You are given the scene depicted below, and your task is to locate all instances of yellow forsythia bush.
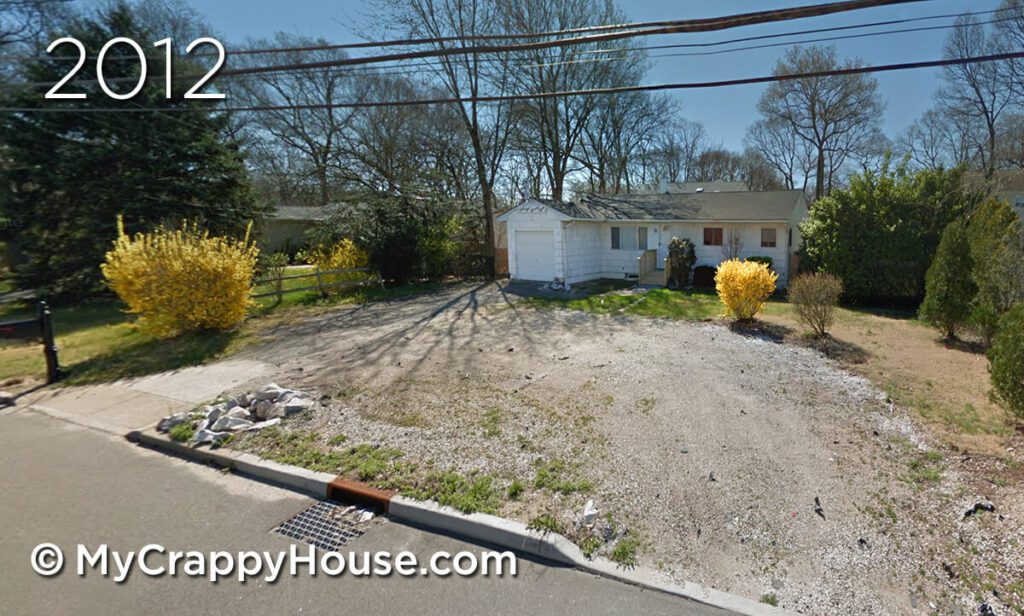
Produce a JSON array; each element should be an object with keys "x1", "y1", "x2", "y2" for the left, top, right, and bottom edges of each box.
[
  {"x1": 715, "y1": 259, "x2": 778, "y2": 320},
  {"x1": 306, "y1": 239, "x2": 371, "y2": 296},
  {"x1": 102, "y1": 217, "x2": 259, "y2": 338}
]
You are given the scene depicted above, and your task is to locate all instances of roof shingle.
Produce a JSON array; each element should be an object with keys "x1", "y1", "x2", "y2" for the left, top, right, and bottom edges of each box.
[{"x1": 539, "y1": 191, "x2": 805, "y2": 222}]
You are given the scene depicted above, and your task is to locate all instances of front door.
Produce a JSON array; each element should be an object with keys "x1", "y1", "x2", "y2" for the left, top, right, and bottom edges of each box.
[{"x1": 656, "y1": 225, "x2": 671, "y2": 268}]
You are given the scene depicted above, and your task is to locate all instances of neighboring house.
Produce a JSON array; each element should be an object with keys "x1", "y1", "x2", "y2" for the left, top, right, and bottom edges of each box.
[
  {"x1": 964, "y1": 169, "x2": 1024, "y2": 220},
  {"x1": 497, "y1": 189, "x2": 808, "y2": 287},
  {"x1": 262, "y1": 205, "x2": 333, "y2": 253}
]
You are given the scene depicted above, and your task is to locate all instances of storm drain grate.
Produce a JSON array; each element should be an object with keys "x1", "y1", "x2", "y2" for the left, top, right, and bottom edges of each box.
[{"x1": 272, "y1": 500, "x2": 367, "y2": 552}]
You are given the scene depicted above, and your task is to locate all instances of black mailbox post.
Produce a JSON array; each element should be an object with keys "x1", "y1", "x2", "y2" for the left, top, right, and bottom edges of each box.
[{"x1": 0, "y1": 301, "x2": 62, "y2": 384}]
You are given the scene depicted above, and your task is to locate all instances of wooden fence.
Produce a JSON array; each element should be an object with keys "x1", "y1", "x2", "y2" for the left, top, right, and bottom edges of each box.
[{"x1": 252, "y1": 267, "x2": 383, "y2": 301}]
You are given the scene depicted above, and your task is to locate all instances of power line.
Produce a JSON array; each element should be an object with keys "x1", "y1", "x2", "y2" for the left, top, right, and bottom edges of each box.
[
  {"x1": 1, "y1": 0, "x2": 937, "y2": 64},
  {"x1": 3, "y1": 50, "x2": 1020, "y2": 115},
  {"x1": 2, "y1": 4, "x2": 986, "y2": 90},
  {"x1": 217, "y1": 0, "x2": 937, "y2": 78}
]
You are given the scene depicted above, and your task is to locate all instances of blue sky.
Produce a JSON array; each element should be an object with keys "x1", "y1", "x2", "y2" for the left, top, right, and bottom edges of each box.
[{"x1": 143, "y1": 0, "x2": 1001, "y2": 149}]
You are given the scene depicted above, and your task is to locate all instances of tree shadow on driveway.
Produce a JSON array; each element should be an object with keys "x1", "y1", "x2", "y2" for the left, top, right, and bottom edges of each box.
[{"x1": 248, "y1": 281, "x2": 584, "y2": 386}]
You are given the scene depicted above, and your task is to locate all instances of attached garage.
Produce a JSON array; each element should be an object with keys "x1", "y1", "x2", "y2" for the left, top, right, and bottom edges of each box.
[{"x1": 514, "y1": 230, "x2": 556, "y2": 281}]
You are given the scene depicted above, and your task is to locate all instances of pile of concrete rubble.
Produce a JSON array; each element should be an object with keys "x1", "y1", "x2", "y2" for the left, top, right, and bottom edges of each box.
[{"x1": 156, "y1": 383, "x2": 312, "y2": 445}]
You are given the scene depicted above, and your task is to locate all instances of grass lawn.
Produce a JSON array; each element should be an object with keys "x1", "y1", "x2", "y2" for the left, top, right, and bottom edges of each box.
[
  {"x1": 0, "y1": 276, "x2": 451, "y2": 387},
  {"x1": 528, "y1": 284, "x2": 1015, "y2": 455}
]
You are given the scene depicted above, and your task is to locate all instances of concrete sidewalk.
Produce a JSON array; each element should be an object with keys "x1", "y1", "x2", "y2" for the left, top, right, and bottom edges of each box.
[{"x1": 17, "y1": 358, "x2": 271, "y2": 434}]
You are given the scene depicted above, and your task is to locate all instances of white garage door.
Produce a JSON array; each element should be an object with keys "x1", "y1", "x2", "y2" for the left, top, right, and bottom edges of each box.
[{"x1": 515, "y1": 230, "x2": 556, "y2": 281}]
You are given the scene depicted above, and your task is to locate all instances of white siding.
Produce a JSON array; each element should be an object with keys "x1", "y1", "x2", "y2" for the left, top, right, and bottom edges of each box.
[
  {"x1": 563, "y1": 222, "x2": 604, "y2": 284},
  {"x1": 662, "y1": 223, "x2": 792, "y2": 285},
  {"x1": 603, "y1": 224, "x2": 658, "y2": 278},
  {"x1": 503, "y1": 202, "x2": 567, "y2": 282}
]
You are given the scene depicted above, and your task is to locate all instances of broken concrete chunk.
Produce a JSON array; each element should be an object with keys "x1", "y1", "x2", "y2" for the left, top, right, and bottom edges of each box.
[
  {"x1": 206, "y1": 406, "x2": 223, "y2": 424},
  {"x1": 226, "y1": 407, "x2": 252, "y2": 420},
  {"x1": 276, "y1": 390, "x2": 298, "y2": 404},
  {"x1": 193, "y1": 429, "x2": 229, "y2": 445},
  {"x1": 156, "y1": 413, "x2": 189, "y2": 433},
  {"x1": 242, "y1": 418, "x2": 281, "y2": 431},
  {"x1": 210, "y1": 416, "x2": 254, "y2": 432},
  {"x1": 252, "y1": 399, "x2": 277, "y2": 420},
  {"x1": 284, "y1": 398, "x2": 312, "y2": 414},
  {"x1": 254, "y1": 383, "x2": 285, "y2": 401}
]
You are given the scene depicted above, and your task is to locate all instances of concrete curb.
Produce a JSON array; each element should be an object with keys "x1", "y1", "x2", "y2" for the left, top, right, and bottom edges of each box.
[{"x1": 128, "y1": 428, "x2": 794, "y2": 616}]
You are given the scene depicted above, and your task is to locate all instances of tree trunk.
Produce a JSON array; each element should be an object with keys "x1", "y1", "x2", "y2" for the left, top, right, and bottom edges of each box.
[{"x1": 815, "y1": 147, "x2": 826, "y2": 201}]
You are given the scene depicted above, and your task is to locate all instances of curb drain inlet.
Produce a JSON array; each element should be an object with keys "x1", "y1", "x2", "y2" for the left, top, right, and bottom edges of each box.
[{"x1": 272, "y1": 500, "x2": 371, "y2": 551}]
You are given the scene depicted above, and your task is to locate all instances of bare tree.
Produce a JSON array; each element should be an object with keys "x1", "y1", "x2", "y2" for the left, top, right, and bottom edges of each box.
[
  {"x1": 897, "y1": 109, "x2": 978, "y2": 169},
  {"x1": 651, "y1": 119, "x2": 706, "y2": 184},
  {"x1": 938, "y1": 14, "x2": 1013, "y2": 178},
  {"x1": 745, "y1": 118, "x2": 813, "y2": 190},
  {"x1": 995, "y1": 0, "x2": 1024, "y2": 99},
  {"x1": 344, "y1": 74, "x2": 433, "y2": 193},
  {"x1": 741, "y1": 149, "x2": 785, "y2": 191},
  {"x1": 996, "y1": 113, "x2": 1024, "y2": 169},
  {"x1": 0, "y1": 0, "x2": 67, "y2": 48},
  {"x1": 233, "y1": 33, "x2": 359, "y2": 207},
  {"x1": 500, "y1": 0, "x2": 639, "y2": 202},
  {"x1": 688, "y1": 148, "x2": 744, "y2": 183},
  {"x1": 376, "y1": 0, "x2": 514, "y2": 276},
  {"x1": 0, "y1": 0, "x2": 71, "y2": 78},
  {"x1": 577, "y1": 91, "x2": 670, "y2": 193},
  {"x1": 756, "y1": 45, "x2": 884, "y2": 200}
]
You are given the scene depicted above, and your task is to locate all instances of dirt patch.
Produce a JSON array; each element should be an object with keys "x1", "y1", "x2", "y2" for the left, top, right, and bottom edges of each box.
[
  {"x1": 229, "y1": 282, "x2": 1023, "y2": 615},
  {"x1": 763, "y1": 308, "x2": 1014, "y2": 455}
]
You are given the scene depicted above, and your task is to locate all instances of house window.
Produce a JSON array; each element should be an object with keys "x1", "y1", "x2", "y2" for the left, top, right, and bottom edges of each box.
[
  {"x1": 611, "y1": 226, "x2": 638, "y2": 250},
  {"x1": 638, "y1": 227, "x2": 648, "y2": 251},
  {"x1": 703, "y1": 227, "x2": 723, "y2": 246},
  {"x1": 761, "y1": 228, "x2": 777, "y2": 248}
]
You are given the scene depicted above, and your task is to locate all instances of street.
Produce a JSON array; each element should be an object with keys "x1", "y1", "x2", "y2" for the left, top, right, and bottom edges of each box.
[{"x1": 0, "y1": 410, "x2": 730, "y2": 615}]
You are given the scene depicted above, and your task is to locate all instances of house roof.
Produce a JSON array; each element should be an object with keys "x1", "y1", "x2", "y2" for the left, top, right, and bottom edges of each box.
[
  {"x1": 964, "y1": 169, "x2": 1024, "y2": 195},
  {"x1": 635, "y1": 180, "x2": 750, "y2": 194},
  {"x1": 271, "y1": 205, "x2": 334, "y2": 222},
  {"x1": 536, "y1": 190, "x2": 805, "y2": 222}
]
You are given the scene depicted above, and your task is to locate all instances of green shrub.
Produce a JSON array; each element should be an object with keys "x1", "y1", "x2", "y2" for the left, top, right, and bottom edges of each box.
[
  {"x1": 970, "y1": 302, "x2": 1002, "y2": 346},
  {"x1": 789, "y1": 272, "x2": 843, "y2": 337},
  {"x1": 311, "y1": 195, "x2": 480, "y2": 284},
  {"x1": 919, "y1": 221, "x2": 976, "y2": 339},
  {"x1": 988, "y1": 304, "x2": 1024, "y2": 418},
  {"x1": 666, "y1": 237, "x2": 696, "y2": 288},
  {"x1": 747, "y1": 256, "x2": 774, "y2": 270},
  {"x1": 967, "y1": 197, "x2": 1024, "y2": 345},
  {"x1": 800, "y1": 162, "x2": 971, "y2": 305}
]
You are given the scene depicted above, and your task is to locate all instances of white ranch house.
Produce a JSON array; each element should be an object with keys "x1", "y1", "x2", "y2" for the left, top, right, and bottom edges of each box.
[{"x1": 497, "y1": 189, "x2": 809, "y2": 287}]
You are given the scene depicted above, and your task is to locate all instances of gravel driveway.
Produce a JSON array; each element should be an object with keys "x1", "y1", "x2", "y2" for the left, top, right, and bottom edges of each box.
[{"x1": 235, "y1": 282, "x2": 1022, "y2": 615}]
